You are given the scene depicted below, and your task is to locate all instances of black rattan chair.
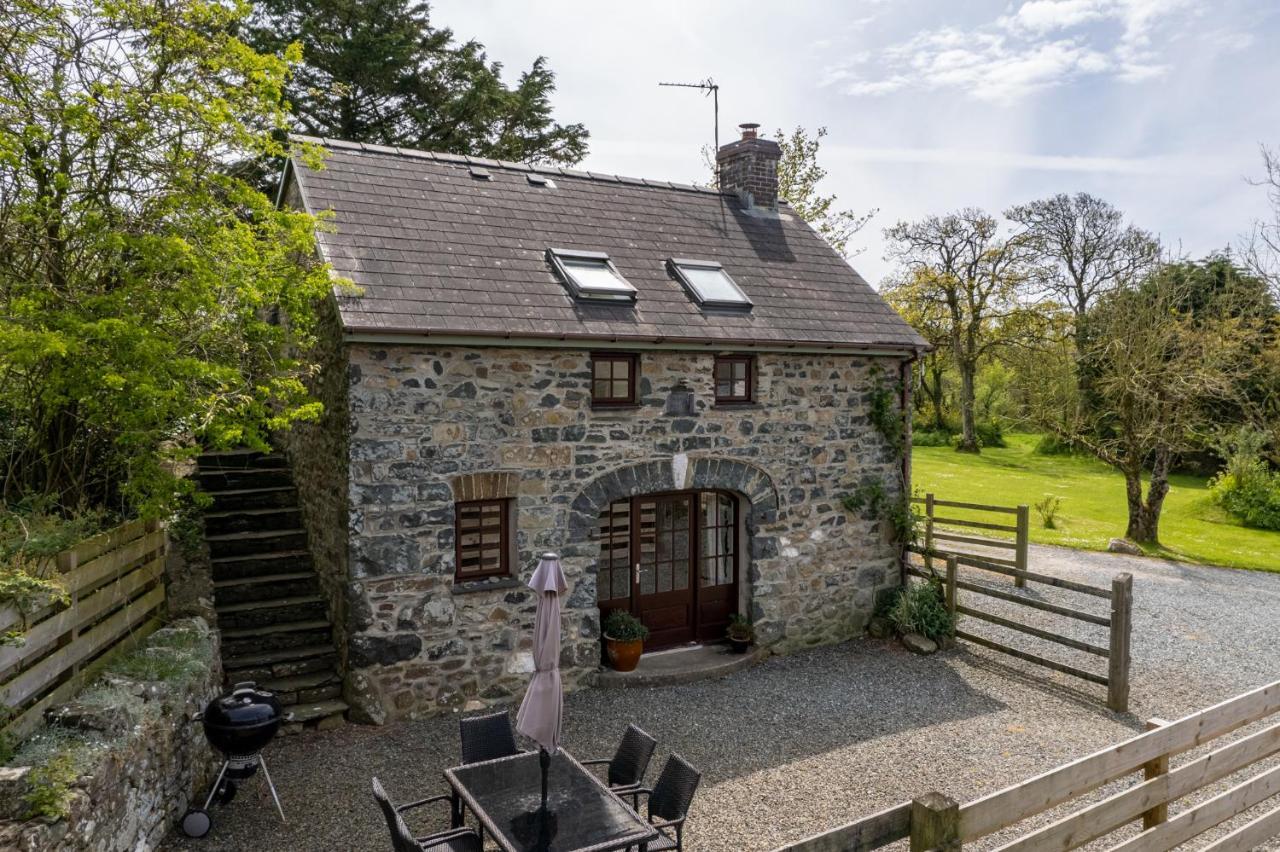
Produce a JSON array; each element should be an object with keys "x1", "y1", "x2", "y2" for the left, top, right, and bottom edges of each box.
[
  {"x1": 459, "y1": 710, "x2": 520, "y2": 765},
  {"x1": 631, "y1": 754, "x2": 701, "y2": 851},
  {"x1": 582, "y1": 723, "x2": 657, "y2": 802},
  {"x1": 372, "y1": 777, "x2": 481, "y2": 852}
]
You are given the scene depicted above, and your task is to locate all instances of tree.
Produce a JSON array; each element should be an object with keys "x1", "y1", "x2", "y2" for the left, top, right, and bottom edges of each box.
[
  {"x1": 0, "y1": 0, "x2": 332, "y2": 517},
  {"x1": 883, "y1": 278, "x2": 951, "y2": 431},
  {"x1": 1034, "y1": 260, "x2": 1267, "y2": 543},
  {"x1": 1006, "y1": 192, "x2": 1159, "y2": 354},
  {"x1": 1247, "y1": 145, "x2": 1280, "y2": 295},
  {"x1": 884, "y1": 210, "x2": 1036, "y2": 452},
  {"x1": 244, "y1": 0, "x2": 588, "y2": 166},
  {"x1": 774, "y1": 127, "x2": 876, "y2": 257}
]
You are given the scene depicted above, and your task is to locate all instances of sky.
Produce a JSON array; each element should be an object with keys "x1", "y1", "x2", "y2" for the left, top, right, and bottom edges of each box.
[{"x1": 430, "y1": 0, "x2": 1280, "y2": 285}]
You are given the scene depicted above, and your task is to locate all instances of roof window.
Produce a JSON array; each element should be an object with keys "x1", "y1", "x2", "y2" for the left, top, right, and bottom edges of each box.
[
  {"x1": 548, "y1": 249, "x2": 637, "y2": 302},
  {"x1": 469, "y1": 167, "x2": 492, "y2": 180},
  {"x1": 527, "y1": 173, "x2": 557, "y2": 188},
  {"x1": 669, "y1": 258, "x2": 752, "y2": 308}
]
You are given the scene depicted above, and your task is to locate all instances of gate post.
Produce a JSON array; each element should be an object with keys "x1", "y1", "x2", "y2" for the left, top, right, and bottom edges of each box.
[
  {"x1": 910, "y1": 792, "x2": 961, "y2": 851},
  {"x1": 1107, "y1": 573, "x2": 1133, "y2": 712},
  {"x1": 1014, "y1": 504, "x2": 1030, "y2": 588},
  {"x1": 1142, "y1": 718, "x2": 1172, "y2": 829},
  {"x1": 924, "y1": 493, "x2": 936, "y2": 570},
  {"x1": 945, "y1": 555, "x2": 958, "y2": 624}
]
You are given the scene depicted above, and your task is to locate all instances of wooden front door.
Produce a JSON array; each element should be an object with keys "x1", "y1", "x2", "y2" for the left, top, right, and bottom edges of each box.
[{"x1": 596, "y1": 490, "x2": 739, "y2": 651}]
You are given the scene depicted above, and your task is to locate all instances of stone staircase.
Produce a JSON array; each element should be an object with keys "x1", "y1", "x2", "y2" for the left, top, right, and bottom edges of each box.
[{"x1": 197, "y1": 450, "x2": 348, "y2": 732}]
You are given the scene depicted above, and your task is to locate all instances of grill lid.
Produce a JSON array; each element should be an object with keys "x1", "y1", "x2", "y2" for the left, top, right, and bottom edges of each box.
[{"x1": 203, "y1": 682, "x2": 283, "y2": 731}]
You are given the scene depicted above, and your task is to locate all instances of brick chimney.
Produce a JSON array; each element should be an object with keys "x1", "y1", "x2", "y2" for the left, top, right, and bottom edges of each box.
[{"x1": 716, "y1": 122, "x2": 781, "y2": 211}]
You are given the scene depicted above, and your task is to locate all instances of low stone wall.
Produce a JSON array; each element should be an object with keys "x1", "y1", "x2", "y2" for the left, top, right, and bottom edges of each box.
[{"x1": 0, "y1": 618, "x2": 222, "y2": 852}]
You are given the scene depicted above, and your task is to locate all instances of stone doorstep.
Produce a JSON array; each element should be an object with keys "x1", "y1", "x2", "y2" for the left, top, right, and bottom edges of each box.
[{"x1": 595, "y1": 643, "x2": 769, "y2": 689}]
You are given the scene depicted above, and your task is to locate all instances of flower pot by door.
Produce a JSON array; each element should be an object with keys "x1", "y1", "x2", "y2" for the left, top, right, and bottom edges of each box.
[{"x1": 605, "y1": 637, "x2": 644, "y2": 672}]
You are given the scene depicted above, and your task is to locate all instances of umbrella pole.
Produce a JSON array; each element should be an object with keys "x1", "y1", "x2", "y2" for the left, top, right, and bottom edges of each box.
[{"x1": 539, "y1": 746, "x2": 550, "y2": 810}]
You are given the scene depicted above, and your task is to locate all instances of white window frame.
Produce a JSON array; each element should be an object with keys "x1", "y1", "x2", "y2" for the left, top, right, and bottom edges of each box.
[
  {"x1": 668, "y1": 258, "x2": 753, "y2": 308},
  {"x1": 547, "y1": 248, "x2": 637, "y2": 302}
]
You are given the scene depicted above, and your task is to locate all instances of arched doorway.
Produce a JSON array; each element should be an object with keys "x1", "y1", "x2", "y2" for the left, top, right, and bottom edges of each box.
[
  {"x1": 566, "y1": 457, "x2": 779, "y2": 651},
  {"x1": 595, "y1": 490, "x2": 739, "y2": 648}
]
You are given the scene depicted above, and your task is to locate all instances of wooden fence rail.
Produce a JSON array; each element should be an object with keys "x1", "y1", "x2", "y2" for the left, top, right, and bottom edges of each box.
[
  {"x1": 912, "y1": 493, "x2": 1030, "y2": 588},
  {"x1": 0, "y1": 519, "x2": 167, "y2": 741},
  {"x1": 775, "y1": 680, "x2": 1280, "y2": 852},
  {"x1": 907, "y1": 541, "x2": 1132, "y2": 712}
]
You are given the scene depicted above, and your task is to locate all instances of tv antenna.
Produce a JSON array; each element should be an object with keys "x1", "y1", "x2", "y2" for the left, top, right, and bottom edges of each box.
[{"x1": 659, "y1": 78, "x2": 720, "y2": 175}]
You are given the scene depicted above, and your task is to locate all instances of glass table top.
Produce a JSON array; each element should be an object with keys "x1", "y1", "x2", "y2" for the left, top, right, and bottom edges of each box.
[{"x1": 445, "y1": 750, "x2": 659, "y2": 852}]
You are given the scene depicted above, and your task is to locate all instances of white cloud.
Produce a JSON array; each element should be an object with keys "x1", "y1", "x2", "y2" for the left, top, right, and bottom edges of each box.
[{"x1": 826, "y1": 0, "x2": 1206, "y2": 103}]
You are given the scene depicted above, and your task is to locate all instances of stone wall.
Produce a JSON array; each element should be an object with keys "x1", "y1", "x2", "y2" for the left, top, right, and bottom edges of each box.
[
  {"x1": 0, "y1": 619, "x2": 222, "y2": 851},
  {"x1": 340, "y1": 343, "x2": 907, "y2": 721},
  {"x1": 279, "y1": 296, "x2": 352, "y2": 676}
]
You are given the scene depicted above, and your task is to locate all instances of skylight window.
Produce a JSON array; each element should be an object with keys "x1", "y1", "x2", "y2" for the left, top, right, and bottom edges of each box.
[
  {"x1": 669, "y1": 259, "x2": 752, "y2": 308},
  {"x1": 548, "y1": 249, "x2": 636, "y2": 302}
]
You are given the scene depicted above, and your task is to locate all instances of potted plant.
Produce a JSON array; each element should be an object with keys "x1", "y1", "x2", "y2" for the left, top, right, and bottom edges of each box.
[
  {"x1": 602, "y1": 610, "x2": 649, "y2": 672},
  {"x1": 726, "y1": 613, "x2": 754, "y2": 654}
]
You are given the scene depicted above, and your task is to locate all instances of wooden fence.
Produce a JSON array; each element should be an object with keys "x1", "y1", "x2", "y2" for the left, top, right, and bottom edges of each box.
[
  {"x1": 913, "y1": 494, "x2": 1030, "y2": 588},
  {"x1": 776, "y1": 679, "x2": 1280, "y2": 851},
  {"x1": 0, "y1": 519, "x2": 167, "y2": 740},
  {"x1": 907, "y1": 547, "x2": 1132, "y2": 713}
]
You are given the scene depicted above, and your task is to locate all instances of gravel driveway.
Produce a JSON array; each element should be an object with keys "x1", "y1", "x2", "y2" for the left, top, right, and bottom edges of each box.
[{"x1": 160, "y1": 545, "x2": 1280, "y2": 852}]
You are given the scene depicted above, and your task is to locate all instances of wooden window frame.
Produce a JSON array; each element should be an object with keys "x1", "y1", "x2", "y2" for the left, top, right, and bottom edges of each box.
[
  {"x1": 454, "y1": 498, "x2": 512, "y2": 582},
  {"x1": 590, "y1": 352, "x2": 640, "y2": 407},
  {"x1": 714, "y1": 354, "x2": 754, "y2": 405}
]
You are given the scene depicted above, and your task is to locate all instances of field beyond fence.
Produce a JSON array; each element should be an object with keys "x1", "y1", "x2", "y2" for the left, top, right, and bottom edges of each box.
[{"x1": 0, "y1": 519, "x2": 167, "y2": 741}]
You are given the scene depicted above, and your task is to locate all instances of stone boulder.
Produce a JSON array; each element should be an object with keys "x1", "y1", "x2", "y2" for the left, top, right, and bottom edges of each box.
[
  {"x1": 901, "y1": 632, "x2": 938, "y2": 655},
  {"x1": 1107, "y1": 538, "x2": 1143, "y2": 555}
]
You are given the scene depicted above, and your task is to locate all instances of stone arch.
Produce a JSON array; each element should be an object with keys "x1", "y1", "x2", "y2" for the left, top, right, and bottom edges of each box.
[{"x1": 565, "y1": 456, "x2": 779, "y2": 550}]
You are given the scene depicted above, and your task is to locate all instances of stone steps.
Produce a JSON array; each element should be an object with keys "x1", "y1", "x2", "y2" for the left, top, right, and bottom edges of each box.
[
  {"x1": 203, "y1": 506, "x2": 303, "y2": 536},
  {"x1": 198, "y1": 450, "x2": 347, "y2": 732}
]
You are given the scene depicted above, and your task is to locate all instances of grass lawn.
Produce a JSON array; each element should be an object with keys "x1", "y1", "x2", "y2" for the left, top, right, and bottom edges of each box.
[{"x1": 911, "y1": 433, "x2": 1280, "y2": 573}]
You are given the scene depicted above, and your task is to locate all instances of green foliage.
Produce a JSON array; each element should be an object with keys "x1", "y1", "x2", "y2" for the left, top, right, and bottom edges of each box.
[
  {"x1": 974, "y1": 420, "x2": 1006, "y2": 449},
  {"x1": 244, "y1": 0, "x2": 588, "y2": 168},
  {"x1": 0, "y1": 0, "x2": 334, "y2": 519},
  {"x1": 22, "y1": 751, "x2": 80, "y2": 820},
  {"x1": 726, "y1": 613, "x2": 754, "y2": 641},
  {"x1": 105, "y1": 621, "x2": 213, "y2": 685},
  {"x1": 0, "y1": 706, "x2": 15, "y2": 764},
  {"x1": 773, "y1": 127, "x2": 875, "y2": 256},
  {"x1": 842, "y1": 481, "x2": 921, "y2": 550},
  {"x1": 912, "y1": 429, "x2": 953, "y2": 447},
  {"x1": 873, "y1": 586, "x2": 903, "y2": 618},
  {"x1": 888, "y1": 579, "x2": 954, "y2": 642},
  {"x1": 0, "y1": 502, "x2": 86, "y2": 645},
  {"x1": 1034, "y1": 433, "x2": 1082, "y2": 456},
  {"x1": 602, "y1": 609, "x2": 648, "y2": 642},
  {"x1": 867, "y1": 367, "x2": 908, "y2": 456},
  {"x1": 1210, "y1": 430, "x2": 1280, "y2": 531},
  {"x1": 167, "y1": 492, "x2": 210, "y2": 561},
  {"x1": 1035, "y1": 495, "x2": 1063, "y2": 529}
]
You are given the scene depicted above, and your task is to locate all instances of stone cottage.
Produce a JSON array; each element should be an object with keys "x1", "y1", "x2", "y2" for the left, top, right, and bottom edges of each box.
[{"x1": 275, "y1": 124, "x2": 927, "y2": 723}]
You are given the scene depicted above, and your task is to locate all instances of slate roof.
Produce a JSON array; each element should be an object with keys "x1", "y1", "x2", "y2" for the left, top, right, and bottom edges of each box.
[{"x1": 286, "y1": 136, "x2": 926, "y2": 352}]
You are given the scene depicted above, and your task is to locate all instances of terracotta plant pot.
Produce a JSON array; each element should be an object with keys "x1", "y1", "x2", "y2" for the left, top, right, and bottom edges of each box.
[{"x1": 605, "y1": 636, "x2": 644, "y2": 672}]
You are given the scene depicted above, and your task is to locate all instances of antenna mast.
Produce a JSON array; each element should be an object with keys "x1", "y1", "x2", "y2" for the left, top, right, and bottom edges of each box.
[{"x1": 659, "y1": 78, "x2": 720, "y2": 177}]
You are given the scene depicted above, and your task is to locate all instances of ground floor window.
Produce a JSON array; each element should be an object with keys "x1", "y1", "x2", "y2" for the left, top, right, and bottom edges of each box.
[
  {"x1": 455, "y1": 498, "x2": 511, "y2": 581},
  {"x1": 596, "y1": 489, "x2": 739, "y2": 648}
]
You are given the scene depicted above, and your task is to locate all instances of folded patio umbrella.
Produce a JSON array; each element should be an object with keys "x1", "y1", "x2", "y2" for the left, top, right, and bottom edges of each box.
[{"x1": 516, "y1": 552, "x2": 568, "y2": 811}]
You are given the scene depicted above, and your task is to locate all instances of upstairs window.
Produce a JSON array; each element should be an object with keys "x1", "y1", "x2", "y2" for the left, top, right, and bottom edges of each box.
[
  {"x1": 714, "y1": 355, "x2": 754, "y2": 404},
  {"x1": 455, "y1": 499, "x2": 511, "y2": 581},
  {"x1": 591, "y1": 352, "x2": 639, "y2": 406},
  {"x1": 548, "y1": 249, "x2": 637, "y2": 302},
  {"x1": 669, "y1": 258, "x2": 752, "y2": 308}
]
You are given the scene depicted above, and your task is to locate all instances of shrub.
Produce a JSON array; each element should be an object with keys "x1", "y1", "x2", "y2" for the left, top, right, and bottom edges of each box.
[
  {"x1": 888, "y1": 579, "x2": 954, "y2": 642},
  {"x1": 1209, "y1": 428, "x2": 1280, "y2": 531},
  {"x1": 912, "y1": 429, "x2": 952, "y2": 447},
  {"x1": 602, "y1": 610, "x2": 649, "y2": 642},
  {"x1": 975, "y1": 420, "x2": 1006, "y2": 448},
  {"x1": 1034, "y1": 433, "x2": 1080, "y2": 456},
  {"x1": 1035, "y1": 495, "x2": 1063, "y2": 529}
]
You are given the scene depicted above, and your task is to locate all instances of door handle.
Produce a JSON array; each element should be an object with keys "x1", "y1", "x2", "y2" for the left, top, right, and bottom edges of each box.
[{"x1": 634, "y1": 563, "x2": 641, "y2": 585}]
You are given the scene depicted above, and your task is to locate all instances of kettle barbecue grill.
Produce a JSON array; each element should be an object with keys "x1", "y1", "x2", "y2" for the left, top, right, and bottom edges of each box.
[{"x1": 180, "y1": 682, "x2": 291, "y2": 838}]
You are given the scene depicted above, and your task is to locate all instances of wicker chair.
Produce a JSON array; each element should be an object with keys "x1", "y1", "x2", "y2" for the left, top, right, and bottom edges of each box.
[
  {"x1": 458, "y1": 710, "x2": 520, "y2": 765},
  {"x1": 630, "y1": 754, "x2": 701, "y2": 851},
  {"x1": 582, "y1": 723, "x2": 657, "y2": 803},
  {"x1": 372, "y1": 777, "x2": 481, "y2": 852}
]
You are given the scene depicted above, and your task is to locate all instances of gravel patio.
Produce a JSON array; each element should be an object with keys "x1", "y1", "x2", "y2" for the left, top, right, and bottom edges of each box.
[{"x1": 160, "y1": 545, "x2": 1280, "y2": 851}]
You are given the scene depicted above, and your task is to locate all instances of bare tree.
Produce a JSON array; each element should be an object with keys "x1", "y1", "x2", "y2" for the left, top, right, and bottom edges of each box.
[
  {"x1": 884, "y1": 209, "x2": 1035, "y2": 453},
  {"x1": 1245, "y1": 145, "x2": 1280, "y2": 295},
  {"x1": 1006, "y1": 192, "x2": 1160, "y2": 352}
]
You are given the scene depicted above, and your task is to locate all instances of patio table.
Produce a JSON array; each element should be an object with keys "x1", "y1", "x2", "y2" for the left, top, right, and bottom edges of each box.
[{"x1": 444, "y1": 748, "x2": 659, "y2": 852}]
